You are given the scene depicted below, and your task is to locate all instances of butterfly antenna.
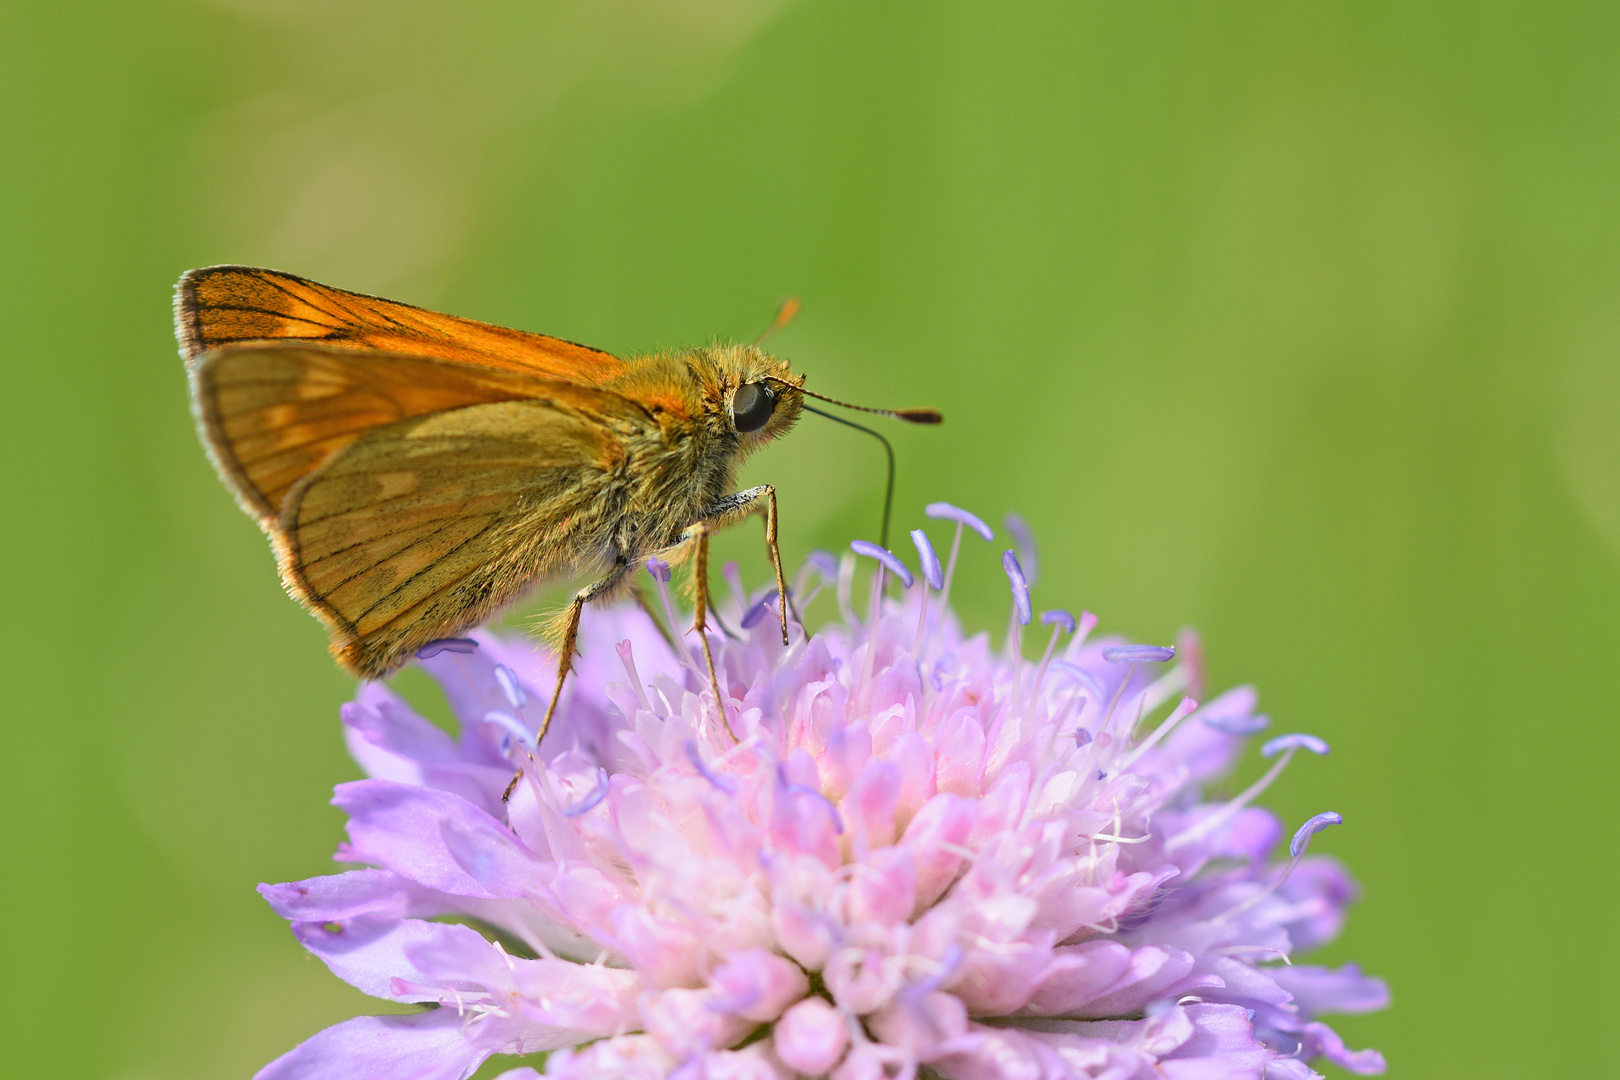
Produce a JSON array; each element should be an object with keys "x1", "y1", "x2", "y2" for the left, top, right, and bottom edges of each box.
[
  {"x1": 754, "y1": 296, "x2": 801, "y2": 347},
  {"x1": 762, "y1": 377, "x2": 944, "y2": 426}
]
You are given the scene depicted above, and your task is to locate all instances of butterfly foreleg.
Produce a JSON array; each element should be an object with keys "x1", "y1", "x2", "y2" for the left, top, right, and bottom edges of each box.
[{"x1": 675, "y1": 485, "x2": 791, "y2": 648}]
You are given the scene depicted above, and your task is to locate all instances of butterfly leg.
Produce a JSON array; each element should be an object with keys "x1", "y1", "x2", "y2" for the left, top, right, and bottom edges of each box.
[
  {"x1": 679, "y1": 485, "x2": 790, "y2": 648},
  {"x1": 690, "y1": 523, "x2": 737, "y2": 742},
  {"x1": 540, "y1": 562, "x2": 629, "y2": 742},
  {"x1": 505, "y1": 561, "x2": 630, "y2": 802}
]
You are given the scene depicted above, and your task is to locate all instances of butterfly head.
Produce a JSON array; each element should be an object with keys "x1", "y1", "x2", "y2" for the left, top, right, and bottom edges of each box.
[{"x1": 696, "y1": 344, "x2": 804, "y2": 447}]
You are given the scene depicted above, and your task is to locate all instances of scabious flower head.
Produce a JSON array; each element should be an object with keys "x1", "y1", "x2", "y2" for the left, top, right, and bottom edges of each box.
[{"x1": 258, "y1": 510, "x2": 1388, "y2": 1080}]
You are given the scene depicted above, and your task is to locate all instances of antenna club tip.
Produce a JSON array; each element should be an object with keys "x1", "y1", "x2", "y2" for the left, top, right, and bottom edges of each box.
[{"x1": 897, "y1": 409, "x2": 943, "y2": 424}]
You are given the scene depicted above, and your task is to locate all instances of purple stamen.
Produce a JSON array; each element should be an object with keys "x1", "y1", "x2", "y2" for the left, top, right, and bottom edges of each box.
[
  {"x1": 1004, "y1": 512, "x2": 1038, "y2": 586},
  {"x1": 1290, "y1": 811, "x2": 1343, "y2": 857},
  {"x1": 493, "y1": 664, "x2": 526, "y2": 709},
  {"x1": 1096, "y1": 769, "x2": 1107, "y2": 781},
  {"x1": 910, "y1": 529, "x2": 944, "y2": 590},
  {"x1": 1049, "y1": 660, "x2": 1105, "y2": 700},
  {"x1": 615, "y1": 640, "x2": 652, "y2": 715},
  {"x1": 1041, "y1": 609, "x2": 1076, "y2": 633},
  {"x1": 1001, "y1": 550, "x2": 1031, "y2": 625},
  {"x1": 786, "y1": 785, "x2": 844, "y2": 834},
  {"x1": 850, "y1": 540, "x2": 914, "y2": 588},
  {"x1": 806, "y1": 550, "x2": 840, "y2": 577},
  {"x1": 706, "y1": 987, "x2": 762, "y2": 1015},
  {"x1": 416, "y1": 638, "x2": 477, "y2": 659},
  {"x1": 1073, "y1": 727, "x2": 1093, "y2": 746},
  {"x1": 684, "y1": 740, "x2": 737, "y2": 793},
  {"x1": 1203, "y1": 712, "x2": 1271, "y2": 736},
  {"x1": 924, "y1": 502, "x2": 994, "y2": 541},
  {"x1": 778, "y1": 770, "x2": 845, "y2": 834},
  {"x1": 1102, "y1": 644, "x2": 1176, "y2": 663},
  {"x1": 740, "y1": 591, "x2": 779, "y2": 630},
  {"x1": 562, "y1": 768, "x2": 610, "y2": 817},
  {"x1": 482, "y1": 710, "x2": 535, "y2": 752},
  {"x1": 645, "y1": 557, "x2": 672, "y2": 584},
  {"x1": 907, "y1": 944, "x2": 963, "y2": 997},
  {"x1": 1261, "y1": 733, "x2": 1331, "y2": 758}
]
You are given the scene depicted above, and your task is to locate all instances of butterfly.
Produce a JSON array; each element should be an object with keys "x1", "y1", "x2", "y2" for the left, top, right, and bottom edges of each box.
[{"x1": 175, "y1": 265, "x2": 939, "y2": 744}]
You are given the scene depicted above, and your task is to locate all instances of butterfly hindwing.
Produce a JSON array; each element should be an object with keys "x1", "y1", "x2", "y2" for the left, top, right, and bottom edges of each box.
[{"x1": 280, "y1": 398, "x2": 631, "y2": 676}]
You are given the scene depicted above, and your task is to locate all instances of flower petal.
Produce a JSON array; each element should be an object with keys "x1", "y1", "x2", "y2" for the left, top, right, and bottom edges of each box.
[
  {"x1": 335, "y1": 780, "x2": 546, "y2": 898},
  {"x1": 254, "y1": 1010, "x2": 487, "y2": 1080},
  {"x1": 260, "y1": 869, "x2": 452, "y2": 922},
  {"x1": 1068, "y1": 946, "x2": 1197, "y2": 1018},
  {"x1": 291, "y1": 915, "x2": 461, "y2": 1001},
  {"x1": 1271, "y1": 963, "x2": 1391, "y2": 1016},
  {"x1": 1302, "y1": 1021, "x2": 1387, "y2": 1075}
]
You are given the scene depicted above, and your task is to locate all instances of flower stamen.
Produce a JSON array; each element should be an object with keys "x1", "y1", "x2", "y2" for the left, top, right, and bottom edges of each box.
[
  {"x1": 562, "y1": 768, "x2": 610, "y2": 817},
  {"x1": 615, "y1": 639, "x2": 653, "y2": 715}
]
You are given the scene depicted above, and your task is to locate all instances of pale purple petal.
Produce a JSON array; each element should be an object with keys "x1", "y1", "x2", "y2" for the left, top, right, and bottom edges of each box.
[
  {"x1": 709, "y1": 949, "x2": 809, "y2": 1022},
  {"x1": 344, "y1": 687, "x2": 461, "y2": 768},
  {"x1": 1158, "y1": 1003, "x2": 1275, "y2": 1074},
  {"x1": 774, "y1": 996, "x2": 848, "y2": 1074},
  {"x1": 291, "y1": 916, "x2": 453, "y2": 1001},
  {"x1": 255, "y1": 1010, "x2": 486, "y2": 1080},
  {"x1": 1067, "y1": 947, "x2": 1199, "y2": 1019},
  {"x1": 1303, "y1": 1021, "x2": 1387, "y2": 1074},
  {"x1": 1271, "y1": 964, "x2": 1391, "y2": 1015},
  {"x1": 259, "y1": 869, "x2": 450, "y2": 922},
  {"x1": 335, "y1": 780, "x2": 545, "y2": 897}
]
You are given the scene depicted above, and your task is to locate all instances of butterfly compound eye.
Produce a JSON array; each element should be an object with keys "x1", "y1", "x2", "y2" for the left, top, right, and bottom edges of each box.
[{"x1": 731, "y1": 382, "x2": 777, "y2": 433}]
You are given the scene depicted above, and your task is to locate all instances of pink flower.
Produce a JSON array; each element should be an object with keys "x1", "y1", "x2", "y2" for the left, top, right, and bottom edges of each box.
[{"x1": 257, "y1": 509, "x2": 1387, "y2": 1080}]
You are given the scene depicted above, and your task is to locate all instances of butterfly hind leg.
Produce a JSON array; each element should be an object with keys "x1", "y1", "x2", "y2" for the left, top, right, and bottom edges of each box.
[
  {"x1": 502, "y1": 559, "x2": 629, "y2": 803},
  {"x1": 689, "y1": 523, "x2": 734, "y2": 741}
]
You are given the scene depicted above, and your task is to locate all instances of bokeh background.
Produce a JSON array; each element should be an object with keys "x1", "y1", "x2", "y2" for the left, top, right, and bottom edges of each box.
[{"x1": 3, "y1": 1, "x2": 1617, "y2": 1076}]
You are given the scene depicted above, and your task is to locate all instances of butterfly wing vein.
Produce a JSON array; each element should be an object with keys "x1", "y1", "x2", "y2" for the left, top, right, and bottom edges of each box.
[{"x1": 192, "y1": 343, "x2": 647, "y2": 676}]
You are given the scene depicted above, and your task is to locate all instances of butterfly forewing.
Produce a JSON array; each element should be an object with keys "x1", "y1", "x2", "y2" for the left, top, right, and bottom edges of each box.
[
  {"x1": 192, "y1": 343, "x2": 569, "y2": 521},
  {"x1": 176, "y1": 265, "x2": 627, "y2": 383}
]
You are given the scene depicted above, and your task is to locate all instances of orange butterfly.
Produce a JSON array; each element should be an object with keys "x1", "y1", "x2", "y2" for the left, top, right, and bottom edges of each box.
[{"x1": 176, "y1": 266, "x2": 939, "y2": 743}]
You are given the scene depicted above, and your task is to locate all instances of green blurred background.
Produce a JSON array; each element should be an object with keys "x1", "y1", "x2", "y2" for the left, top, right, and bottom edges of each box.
[{"x1": 3, "y1": 1, "x2": 1616, "y2": 1076}]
